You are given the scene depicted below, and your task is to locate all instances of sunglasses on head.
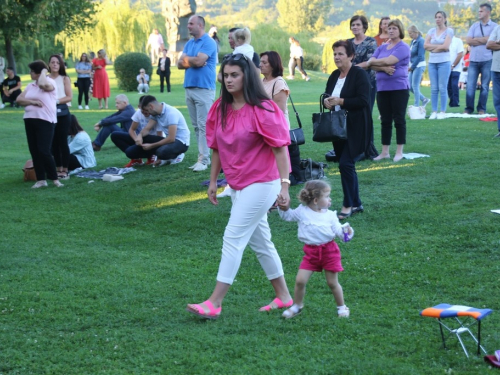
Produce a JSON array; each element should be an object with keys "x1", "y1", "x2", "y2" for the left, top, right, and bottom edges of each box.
[{"x1": 223, "y1": 53, "x2": 248, "y2": 63}]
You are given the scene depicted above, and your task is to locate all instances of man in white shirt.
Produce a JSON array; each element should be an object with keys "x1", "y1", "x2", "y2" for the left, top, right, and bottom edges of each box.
[
  {"x1": 111, "y1": 96, "x2": 163, "y2": 167},
  {"x1": 130, "y1": 95, "x2": 190, "y2": 165},
  {"x1": 447, "y1": 36, "x2": 464, "y2": 107}
]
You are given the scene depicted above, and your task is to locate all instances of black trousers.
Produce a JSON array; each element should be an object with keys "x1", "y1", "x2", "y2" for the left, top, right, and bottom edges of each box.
[
  {"x1": 24, "y1": 118, "x2": 58, "y2": 181},
  {"x1": 77, "y1": 77, "x2": 91, "y2": 105},
  {"x1": 334, "y1": 140, "x2": 362, "y2": 208},
  {"x1": 159, "y1": 70, "x2": 171, "y2": 93},
  {"x1": 52, "y1": 112, "x2": 71, "y2": 168},
  {"x1": 2, "y1": 89, "x2": 21, "y2": 106},
  {"x1": 376, "y1": 89, "x2": 409, "y2": 145},
  {"x1": 68, "y1": 154, "x2": 83, "y2": 171}
]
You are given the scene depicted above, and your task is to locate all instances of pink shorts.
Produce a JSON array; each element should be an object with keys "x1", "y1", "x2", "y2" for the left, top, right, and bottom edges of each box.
[{"x1": 299, "y1": 240, "x2": 344, "y2": 273}]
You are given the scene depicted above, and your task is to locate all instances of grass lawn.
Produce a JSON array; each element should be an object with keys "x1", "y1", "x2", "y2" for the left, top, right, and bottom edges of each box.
[{"x1": 1, "y1": 67, "x2": 500, "y2": 375}]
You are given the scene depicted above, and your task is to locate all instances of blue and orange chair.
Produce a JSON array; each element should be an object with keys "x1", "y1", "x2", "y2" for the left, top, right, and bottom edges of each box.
[{"x1": 420, "y1": 303, "x2": 493, "y2": 358}]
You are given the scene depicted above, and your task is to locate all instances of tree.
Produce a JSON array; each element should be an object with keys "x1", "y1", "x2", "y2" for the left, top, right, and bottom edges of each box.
[
  {"x1": 276, "y1": 0, "x2": 329, "y2": 34},
  {"x1": 56, "y1": 0, "x2": 155, "y2": 62},
  {"x1": 0, "y1": 0, "x2": 96, "y2": 71}
]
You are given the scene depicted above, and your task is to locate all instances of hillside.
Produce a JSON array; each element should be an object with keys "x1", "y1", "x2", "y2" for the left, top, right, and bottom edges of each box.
[{"x1": 196, "y1": 0, "x2": 475, "y2": 31}]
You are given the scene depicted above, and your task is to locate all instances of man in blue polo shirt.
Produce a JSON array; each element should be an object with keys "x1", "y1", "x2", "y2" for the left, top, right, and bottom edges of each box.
[
  {"x1": 177, "y1": 15, "x2": 217, "y2": 172},
  {"x1": 465, "y1": 3, "x2": 498, "y2": 114}
]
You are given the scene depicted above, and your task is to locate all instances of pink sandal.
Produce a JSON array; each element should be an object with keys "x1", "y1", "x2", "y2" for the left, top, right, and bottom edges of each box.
[
  {"x1": 259, "y1": 297, "x2": 293, "y2": 312},
  {"x1": 186, "y1": 300, "x2": 221, "y2": 320}
]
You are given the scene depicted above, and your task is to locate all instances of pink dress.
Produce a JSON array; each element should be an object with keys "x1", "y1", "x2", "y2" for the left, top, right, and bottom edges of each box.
[
  {"x1": 92, "y1": 58, "x2": 110, "y2": 99},
  {"x1": 206, "y1": 99, "x2": 290, "y2": 190}
]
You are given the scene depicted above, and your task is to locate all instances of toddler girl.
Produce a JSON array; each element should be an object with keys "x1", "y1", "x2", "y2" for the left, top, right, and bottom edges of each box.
[
  {"x1": 232, "y1": 28, "x2": 254, "y2": 61},
  {"x1": 278, "y1": 180, "x2": 353, "y2": 319}
]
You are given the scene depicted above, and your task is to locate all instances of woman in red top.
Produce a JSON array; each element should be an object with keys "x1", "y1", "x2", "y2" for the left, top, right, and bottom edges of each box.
[
  {"x1": 92, "y1": 49, "x2": 110, "y2": 109},
  {"x1": 374, "y1": 17, "x2": 390, "y2": 46},
  {"x1": 186, "y1": 54, "x2": 293, "y2": 319}
]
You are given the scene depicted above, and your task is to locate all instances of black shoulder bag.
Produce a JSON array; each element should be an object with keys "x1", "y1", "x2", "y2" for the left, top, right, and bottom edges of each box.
[
  {"x1": 272, "y1": 80, "x2": 305, "y2": 146},
  {"x1": 312, "y1": 93, "x2": 348, "y2": 143}
]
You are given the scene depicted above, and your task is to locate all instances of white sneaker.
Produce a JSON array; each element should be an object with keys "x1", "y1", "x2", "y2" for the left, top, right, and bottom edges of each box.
[
  {"x1": 422, "y1": 98, "x2": 430, "y2": 107},
  {"x1": 78, "y1": 105, "x2": 83, "y2": 109},
  {"x1": 305, "y1": 76, "x2": 311, "y2": 82},
  {"x1": 216, "y1": 185, "x2": 233, "y2": 198},
  {"x1": 171, "y1": 153, "x2": 185, "y2": 165},
  {"x1": 429, "y1": 112, "x2": 438, "y2": 120},
  {"x1": 192, "y1": 162, "x2": 208, "y2": 172},
  {"x1": 286, "y1": 75, "x2": 295, "y2": 80},
  {"x1": 85, "y1": 105, "x2": 89, "y2": 110},
  {"x1": 0, "y1": 104, "x2": 4, "y2": 109},
  {"x1": 437, "y1": 112, "x2": 446, "y2": 120},
  {"x1": 138, "y1": 91, "x2": 143, "y2": 94}
]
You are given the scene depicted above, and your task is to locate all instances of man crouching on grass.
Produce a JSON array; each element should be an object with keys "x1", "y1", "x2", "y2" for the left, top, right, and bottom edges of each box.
[{"x1": 117, "y1": 95, "x2": 190, "y2": 166}]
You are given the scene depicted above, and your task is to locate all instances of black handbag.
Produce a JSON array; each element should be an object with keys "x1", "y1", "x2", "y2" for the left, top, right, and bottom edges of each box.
[
  {"x1": 56, "y1": 103, "x2": 70, "y2": 117},
  {"x1": 312, "y1": 94, "x2": 348, "y2": 143},
  {"x1": 271, "y1": 80, "x2": 305, "y2": 146},
  {"x1": 288, "y1": 94, "x2": 305, "y2": 146},
  {"x1": 298, "y1": 158, "x2": 326, "y2": 182}
]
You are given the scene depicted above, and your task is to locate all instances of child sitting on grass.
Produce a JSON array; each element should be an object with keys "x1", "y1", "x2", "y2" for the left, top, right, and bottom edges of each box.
[
  {"x1": 232, "y1": 28, "x2": 254, "y2": 61},
  {"x1": 278, "y1": 180, "x2": 353, "y2": 319}
]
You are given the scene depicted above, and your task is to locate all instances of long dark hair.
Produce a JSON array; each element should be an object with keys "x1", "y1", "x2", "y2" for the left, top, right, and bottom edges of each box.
[
  {"x1": 48, "y1": 54, "x2": 67, "y2": 76},
  {"x1": 68, "y1": 114, "x2": 84, "y2": 137},
  {"x1": 219, "y1": 54, "x2": 272, "y2": 129},
  {"x1": 80, "y1": 53, "x2": 89, "y2": 62}
]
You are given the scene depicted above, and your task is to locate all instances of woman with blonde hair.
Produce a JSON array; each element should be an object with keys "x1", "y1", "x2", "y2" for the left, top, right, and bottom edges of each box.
[{"x1": 408, "y1": 25, "x2": 429, "y2": 107}]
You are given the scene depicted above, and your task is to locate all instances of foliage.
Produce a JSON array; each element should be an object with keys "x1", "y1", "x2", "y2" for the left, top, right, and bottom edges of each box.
[
  {"x1": 276, "y1": 0, "x2": 329, "y2": 34},
  {"x1": 216, "y1": 24, "x2": 323, "y2": 72},
  {"x1": 0, "y1": 0, "x2": 95, "y2": 70},
  {"x1": 55, "y1": 0, "x2": 155, "y2": 62},
  {"x1": 114, "y1": 52, "x2": 152, "y2": 91},
  {"x1": 321, "y1": 14, "x2": 415, "y2": 73},
  {"x1": 1, "y1": 67, "x2": 499, "y2": 374}
]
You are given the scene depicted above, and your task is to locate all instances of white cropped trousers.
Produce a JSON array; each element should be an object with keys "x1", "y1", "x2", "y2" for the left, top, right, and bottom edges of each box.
[{"x1": 216, "y1": 179, "x2": 284, "y2": 285}]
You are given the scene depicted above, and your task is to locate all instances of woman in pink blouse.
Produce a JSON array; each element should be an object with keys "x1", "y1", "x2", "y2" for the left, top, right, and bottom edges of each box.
[
  {"x1": 16, "y1": 60, "x2": 64, "y2": 188},
  {"x1": 186, "y1": 53, "x2": 293, "y2": 319}
]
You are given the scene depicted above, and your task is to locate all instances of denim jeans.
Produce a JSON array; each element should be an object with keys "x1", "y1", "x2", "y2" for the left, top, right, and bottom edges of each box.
[
  {"x1": 447, "y1": 71, "x2": 461, "y2": 107},
  {"x1": 465, "y1": 60, "x2": 492, "y2": 113},
  {"x1": 94, "y1": 125, "x2": 127, "y2": 147},
  {"x1": 492, "y1": 71, "x2": 500, "y2": 131},
  {"x1": 409, "y1": 66, "x2": 427, "y2": 106},
  {"x1": 428, "y1": 62, "x2": 451, "y2": 112},
  {"x1": 185, "y1": 88, "x2": 215, "y2": 165}
]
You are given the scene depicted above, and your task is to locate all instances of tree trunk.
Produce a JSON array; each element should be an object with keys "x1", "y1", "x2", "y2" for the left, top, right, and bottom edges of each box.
[{"x1": 5, "y1": 35, "x2": 16, "y2": 73}]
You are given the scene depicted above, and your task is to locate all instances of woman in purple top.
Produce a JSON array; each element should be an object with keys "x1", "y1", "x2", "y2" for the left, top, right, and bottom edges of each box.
[{"x1": 367, "y1": 19, "x2": 410, "y2": 162}]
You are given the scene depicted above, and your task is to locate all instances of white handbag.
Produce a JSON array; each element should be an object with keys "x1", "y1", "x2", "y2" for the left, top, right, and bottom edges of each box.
[{"x1": 407, "y1": 105, "x2": 426, "y2": 120}]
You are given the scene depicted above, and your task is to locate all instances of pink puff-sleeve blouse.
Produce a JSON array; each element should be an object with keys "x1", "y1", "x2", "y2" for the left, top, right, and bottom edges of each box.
[{"x1": 206, "y1": 99, "x2": 291, "y2": 190}]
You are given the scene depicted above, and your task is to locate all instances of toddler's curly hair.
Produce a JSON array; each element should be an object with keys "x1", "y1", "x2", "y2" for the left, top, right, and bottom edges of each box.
[{"x1": 298, "y1": 180, "x2": 330, "y2": 205}]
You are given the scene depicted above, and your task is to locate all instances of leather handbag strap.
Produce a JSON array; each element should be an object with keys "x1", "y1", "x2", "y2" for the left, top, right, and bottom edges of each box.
[{"x1": 288, "y1": 94, "x2": 302, "y2": 129}]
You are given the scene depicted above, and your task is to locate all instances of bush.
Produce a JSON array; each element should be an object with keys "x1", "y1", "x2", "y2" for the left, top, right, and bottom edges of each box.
[{"x1": 114, "y1": 52, "x2": 152, "y2": 91}]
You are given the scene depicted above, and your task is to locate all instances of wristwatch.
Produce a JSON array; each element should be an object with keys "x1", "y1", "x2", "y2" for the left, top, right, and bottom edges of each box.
[{"x1": 281, "y1": 178, "x2": 291, "y2": 185}]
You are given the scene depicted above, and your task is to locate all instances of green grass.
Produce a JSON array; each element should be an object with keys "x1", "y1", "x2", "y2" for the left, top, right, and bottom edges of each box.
[{"x1": 1, "y1": 67, "x2": 500, "y2": 375}]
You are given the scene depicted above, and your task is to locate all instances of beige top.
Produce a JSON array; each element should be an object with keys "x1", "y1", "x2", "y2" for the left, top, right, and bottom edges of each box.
[{"x1": 261, "y1": 76, "x2": 290, "y2": 127}]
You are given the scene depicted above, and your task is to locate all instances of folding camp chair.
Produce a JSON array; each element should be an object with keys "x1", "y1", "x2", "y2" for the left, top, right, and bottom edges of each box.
[{"x1": 420, "y1": 303, "x2": 493, "y2": 358}]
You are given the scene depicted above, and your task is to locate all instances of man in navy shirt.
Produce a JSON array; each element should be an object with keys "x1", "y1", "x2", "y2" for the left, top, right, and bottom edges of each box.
[
  {"x1": 92, "y1": 94, "x2": 135, "y2": 151},
  {"x1": 177, "y1": 15, "x2": 217, "y2": 172}
]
